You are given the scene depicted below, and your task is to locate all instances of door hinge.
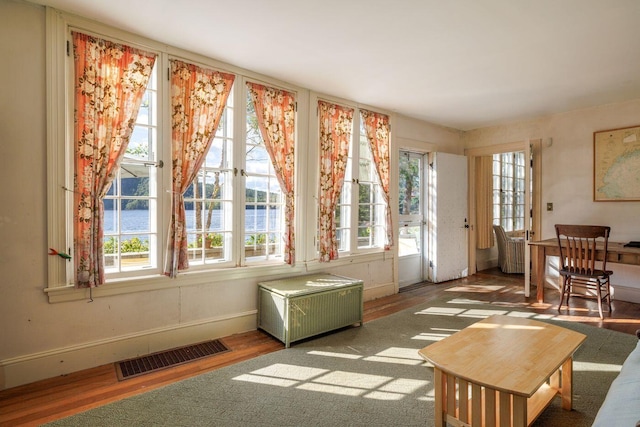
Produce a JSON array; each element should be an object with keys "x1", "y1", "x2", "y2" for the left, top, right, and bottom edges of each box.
[{"x1": 66, "y1": 40, "x2": 70, "y2": 56}]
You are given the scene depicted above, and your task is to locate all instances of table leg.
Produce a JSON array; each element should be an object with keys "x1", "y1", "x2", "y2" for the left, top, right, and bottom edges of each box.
[
  {"x1": 433, "y1": 368, "x2": 445, "y2": 427},
  {"x1": 513, "y1": 394, "x2": 527, "y2": 427},
  {"x1": 536, "y1": 246, "x2": 545, "y2": 303},
  {"x1": 561, "y1": 357, "x2": 573, "y2": 410}
]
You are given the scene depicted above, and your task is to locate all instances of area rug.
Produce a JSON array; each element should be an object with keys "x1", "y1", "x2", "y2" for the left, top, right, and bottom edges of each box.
[{"x1": 46, "y1": 295, "x2": 638, "y2": 427}]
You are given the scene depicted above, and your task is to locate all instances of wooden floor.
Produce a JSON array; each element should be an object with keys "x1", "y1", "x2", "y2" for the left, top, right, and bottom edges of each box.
[{"x1": 2, "y1": 269, "x2": 640, "y2": 426}]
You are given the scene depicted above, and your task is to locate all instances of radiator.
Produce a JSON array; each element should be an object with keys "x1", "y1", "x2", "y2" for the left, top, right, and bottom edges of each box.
[{"x1": 258, "y1": 274, "x2": 364, "y2": 347}]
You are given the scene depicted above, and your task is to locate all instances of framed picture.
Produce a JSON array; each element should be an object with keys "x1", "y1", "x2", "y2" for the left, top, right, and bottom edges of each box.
[{"x1": 593, "y1": 125, "x2": 640, "y2": 201}]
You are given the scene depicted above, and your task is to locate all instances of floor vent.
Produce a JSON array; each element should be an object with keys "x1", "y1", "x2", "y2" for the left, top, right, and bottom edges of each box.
[{"x1": 115, "y1": 339, "x2": 229, "y2": 380}]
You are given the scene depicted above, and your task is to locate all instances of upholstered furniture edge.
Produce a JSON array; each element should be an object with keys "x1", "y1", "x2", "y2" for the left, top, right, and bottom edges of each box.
[{"x1": 592, "y1": 329, "x2": 640, "y2": 427}]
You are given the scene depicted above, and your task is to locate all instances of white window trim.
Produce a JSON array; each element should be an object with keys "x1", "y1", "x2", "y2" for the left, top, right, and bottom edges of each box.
[
  {"x1": 44, "y1": 7, "x2": 391, "y2": 303},
  {"x1": 45, "y1": 9, "x2": 301, "y2": 297},
  {"x1": 309, "y1": 93, "x2": 393, "y2": 258}
]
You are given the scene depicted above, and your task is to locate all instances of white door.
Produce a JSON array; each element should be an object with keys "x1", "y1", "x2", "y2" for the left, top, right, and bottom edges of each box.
[
  {"x1": 398, "y1": 151, "x2": 424, "y2": 287},
  {"x1": 524, "y1": 141, "x2": 533, "y2": 297},
  {"x1": 427, "y1": 152, "x2": 469, "y2": 283}
]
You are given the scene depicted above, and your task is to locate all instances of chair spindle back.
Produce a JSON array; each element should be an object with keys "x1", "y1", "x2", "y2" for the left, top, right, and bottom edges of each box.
[{"x1": 555, "y1": 224, "x2": 610, "y2": 275}]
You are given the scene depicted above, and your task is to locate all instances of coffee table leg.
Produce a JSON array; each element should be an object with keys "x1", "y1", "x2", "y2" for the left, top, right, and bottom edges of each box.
[
  {"x1": 561, "y1": 357, "x2": 573, "y2": 410},
  {"x1": 433, "y1": 368, "x2": 445, "y2": 426},
  {"x1": 513, "y1": 394, "x2": 527, "y2": 426}
]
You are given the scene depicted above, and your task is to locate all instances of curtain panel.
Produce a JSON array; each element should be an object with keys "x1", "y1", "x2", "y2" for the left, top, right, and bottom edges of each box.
[
  {"x1": 72, "y1": 31, "x2": 156, "y2": 288},
  {"x1": 247, "y1": 82, "x2": 296, "y2": 264},
  {"x1": 475, "y1": 155, "x2": 494, "y2": 249},
  {"x1": 360, "y1": 109, "x2": 393, "y2": 250},
  {"x1": 164, "y1": 60, "x2": 235, "y2": 277},
  {"x1": 318, "y1": 100, "x2": 354, "y2": 262}
]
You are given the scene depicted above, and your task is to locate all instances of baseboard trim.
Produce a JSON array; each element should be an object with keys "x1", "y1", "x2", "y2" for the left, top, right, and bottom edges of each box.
[
  {"x1": 0, "y1": 311, "x2": 256, "y2": 390},
  {"x1": 2, "y1": 281, "x2": 399, "y2": 390},
  {"x1": 364, "y1": 281, "x2": 395, "y2": 301},
  {"x1": 612, "y1": 284, "x2": 640, "y2": 304}
]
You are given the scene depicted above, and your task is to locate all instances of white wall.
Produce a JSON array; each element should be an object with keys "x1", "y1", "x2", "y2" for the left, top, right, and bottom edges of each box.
[
  {"x1": 0, "y1": 1, "x2": 460, "y2": 389},
  {"x1": 463, "y1": 101, "x2": 640, "y2": 302}
]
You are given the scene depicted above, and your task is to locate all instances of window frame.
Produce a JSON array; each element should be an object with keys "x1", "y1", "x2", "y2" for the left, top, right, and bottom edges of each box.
[
  {"x1": 241, "y1": 80, "x2": 289, "y2": 265},
  {"x1": 332, "y1": 105, "x2": 388, "y2": 256},
  {"x1": 45, "y1": 9, "x2": 307, "y2": 302},
  {"x1": 492, "y1": 151, "x2": 526, "y2": 233}
]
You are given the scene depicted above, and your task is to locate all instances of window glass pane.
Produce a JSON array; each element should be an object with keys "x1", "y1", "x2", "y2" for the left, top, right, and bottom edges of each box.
[
  {"x1": 245, "y1": 145, "x2": 270, "y2": 174},
  {"x1": 493, "y1": 150, "x2": 528, "y2": 232},
  {"x1": 103, "y1": 63, "x2": 158, "y2": 275},
  {"x1": 398, "y1": 154, "x2": 421, "y2": 216},
  {"x1": 398, "y1": 225, "x2": 420, "y2": 256},
  {"x1": 244, "y1": 88, "x2": 285, "y2": 262}
]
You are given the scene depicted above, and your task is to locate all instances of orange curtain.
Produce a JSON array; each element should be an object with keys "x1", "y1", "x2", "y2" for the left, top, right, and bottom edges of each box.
[
  {"x1": 247, "y1": 82, "x2": 296, "y2": 264},
  {"x1": 361, "y1": 109, "x2": 393, "y2": 250},
  {"x1": 318, "y1": 100, "x2": 354, "y2": 262},
  {"x1": 72, "y1": 32, "x2": 156, "y2": 288},
  {"x1": 475, "y1": 155, "x2": 494, "y2": 249},
  {"x1": 164, "y1": 60, "x2": 235, "y2": 277}
]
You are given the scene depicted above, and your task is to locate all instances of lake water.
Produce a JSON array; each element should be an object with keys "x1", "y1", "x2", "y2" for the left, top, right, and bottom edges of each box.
[{"x1": 104, "y1": 209, "x2": 276, "y2": 235}]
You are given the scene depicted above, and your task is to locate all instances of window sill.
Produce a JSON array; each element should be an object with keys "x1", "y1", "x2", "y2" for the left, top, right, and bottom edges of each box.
[
  {"x1": 44, "y1": 262, "x2": 302, "y2": 303},
  {"x1": 44, "y1": 251, "x2": 393, "y2": 303}
]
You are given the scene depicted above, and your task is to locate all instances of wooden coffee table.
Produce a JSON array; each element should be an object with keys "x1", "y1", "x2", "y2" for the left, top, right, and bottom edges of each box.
[{"x1": 418, "y1": 315, "x2": 586, "y2": 427}]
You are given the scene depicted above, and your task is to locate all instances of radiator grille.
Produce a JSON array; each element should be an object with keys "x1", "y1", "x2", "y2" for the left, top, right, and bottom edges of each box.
[{"x1": 115, "y1": 339, "x2": 229, "y2": 380}]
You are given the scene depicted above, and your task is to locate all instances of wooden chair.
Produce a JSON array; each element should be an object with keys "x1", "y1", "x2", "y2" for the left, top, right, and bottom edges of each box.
[
  {"x1": 555, "y1": 224, "x2": 613, "y2": 319},
  {"x1": 493, "y1": 225, "x2": 525, "y2": 273}
]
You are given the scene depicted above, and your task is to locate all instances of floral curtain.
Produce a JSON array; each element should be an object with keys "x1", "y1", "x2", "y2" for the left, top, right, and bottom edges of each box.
[
  {"x1": 247, "y1": 82, "x2": 296, "y2": 264},
  {"x1": 318, "y1": 100, "x2": 354, "y2": 262},
  {"x1": 360, "y1": 109, "x2": 393, "y2": 250},
  {"x1": 72, "y1": 32, "x2": 156, "y2": 288},
  {"x1": 164, "y1": 60, "x2": 235, "y2": 277},
  {"x1": 475, "y1": 155, "x2": 494, "y2": 249}
]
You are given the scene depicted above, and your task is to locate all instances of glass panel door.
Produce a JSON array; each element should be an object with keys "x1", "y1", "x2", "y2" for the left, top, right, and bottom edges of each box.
[{"x1": 398, "y1": 151, "x2": 424, "y2": 287}]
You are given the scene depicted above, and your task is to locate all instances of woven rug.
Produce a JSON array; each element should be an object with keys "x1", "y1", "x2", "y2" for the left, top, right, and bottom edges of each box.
[{"x1": 46, "y1": 294, "x2": 637, "y2": 426}]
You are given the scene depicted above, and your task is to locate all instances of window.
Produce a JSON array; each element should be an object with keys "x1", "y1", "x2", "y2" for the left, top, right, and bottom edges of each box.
[
  {"x1": 336, "y1": 112, "x2": 387, "y2": 253},
  {"x1": 244, "y1": 89, "x2": 285, "y2": 262},
  {"x1": 47, "y1": 19, "x2": 298, "y2": 291},
  {"x1": 492, "y1": 151, "x2": 525, "y2": 232},
  {"x1": 184, "y1": 90, "x2": 235, "y2": 266},
  {"x1": 103, "y1": 65, "x2": 159, "y2": 277}
]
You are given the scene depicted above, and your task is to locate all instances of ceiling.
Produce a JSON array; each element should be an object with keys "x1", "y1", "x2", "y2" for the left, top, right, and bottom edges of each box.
[{"x1": 32, "y1": 0, "x2": 640, "y2": 130}]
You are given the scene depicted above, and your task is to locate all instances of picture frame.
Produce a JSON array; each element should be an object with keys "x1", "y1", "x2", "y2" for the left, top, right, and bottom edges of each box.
[{"x1": 593, "y1": 125, "x2": 640, "y2": 201}]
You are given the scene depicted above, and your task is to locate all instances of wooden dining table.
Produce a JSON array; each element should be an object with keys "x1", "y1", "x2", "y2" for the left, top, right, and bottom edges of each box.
[{"x1": 529, "y1": 238, "x2": 640, "y2": 303}]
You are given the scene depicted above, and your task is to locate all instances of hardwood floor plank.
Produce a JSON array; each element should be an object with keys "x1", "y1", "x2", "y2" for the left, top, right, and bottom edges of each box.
[{"x1": 1, "y1": 269, "x2": 639, "y2": 426}]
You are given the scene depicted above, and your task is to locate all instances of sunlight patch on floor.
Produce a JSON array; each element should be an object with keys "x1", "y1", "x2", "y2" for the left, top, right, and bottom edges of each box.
[
  {"x1": 233, "y1": 362, "x2": 431, "y2": 400},
  {"x1": 307, "y1": 350, "x2": 362, "y2": 360},
  {"x1": 446, "y1": 285, "x2": 505, "y2": 293},
  {"x1": 364, "y1": 347, "x2": 427, "y2": 366},
  {"x1": 458, "y1": 308, "x2": 509, "y2": 318},
  {"x1": 248, "y1": 363, "x2": 329, "y2": 381},
  {"x1": 315, "y1": 371, "x2": 391, "y2": 389},
  {"x1": 415, "y1": 306, "x2": 467, "y2": 316},
  {"x1": 232, "y1": 373, "x2": 298, "y2": 387},
  {"x1": 574, "y1": 361, "x2": 623, "y2": 372},
  {"x1": 412, "y1": 332, "x2": 452, "y2": 341},
  {"x1": 297, "y1": 382, "x2": 364, "y2": 396}
]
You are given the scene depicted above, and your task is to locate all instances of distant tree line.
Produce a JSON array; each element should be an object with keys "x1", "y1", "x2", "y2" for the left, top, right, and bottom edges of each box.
[{"x1": 103, "y1": 177, "x2": 274, "y2": 210}]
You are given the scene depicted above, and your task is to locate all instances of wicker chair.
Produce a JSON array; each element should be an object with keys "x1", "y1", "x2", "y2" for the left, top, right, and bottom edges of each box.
[{"x1": 493, "y1": 225, "x2": 525, "y2": 274}]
